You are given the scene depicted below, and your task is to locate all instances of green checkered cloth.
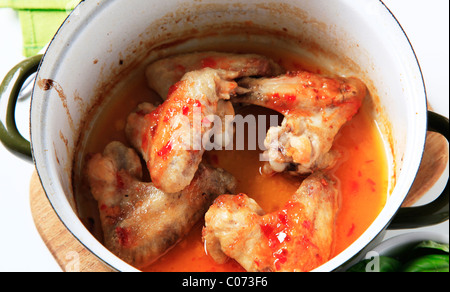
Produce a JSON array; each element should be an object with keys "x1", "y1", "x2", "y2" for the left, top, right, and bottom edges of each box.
[{"x1": 0, "y1": 0, "x2": 79, "y2": 57}]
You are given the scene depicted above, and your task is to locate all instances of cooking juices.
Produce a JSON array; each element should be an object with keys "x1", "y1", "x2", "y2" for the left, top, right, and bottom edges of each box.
[{"x1": 73, "y1": 43, "x2": 389, "y2": 272}]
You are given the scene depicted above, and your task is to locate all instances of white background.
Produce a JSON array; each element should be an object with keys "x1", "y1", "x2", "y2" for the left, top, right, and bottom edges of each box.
[{"x1": 0, "y1": 0, "x2": 448, "y2": 272}]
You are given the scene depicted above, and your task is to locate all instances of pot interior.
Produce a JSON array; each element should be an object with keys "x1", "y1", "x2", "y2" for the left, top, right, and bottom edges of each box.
[{"x1": 32, "y1": 0, "x2": 427, "y2": 271}]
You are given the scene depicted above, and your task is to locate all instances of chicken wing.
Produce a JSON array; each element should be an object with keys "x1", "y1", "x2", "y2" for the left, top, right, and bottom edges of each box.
[
  {"x1": 86, "y1": 141, "x2": 236, "y2": 268},
  {"x1": 202, "y1": 171, "x2": 339, "y2": 272},
  {"x1": 235, "y1": 71, "x2": 367, "y2": 174},
  {"x1": 127, "y1": 68, "x2": 240, "y2": 193},
  {"x1": 146, "y1": 51, "x2": 284, "y2": 99}
]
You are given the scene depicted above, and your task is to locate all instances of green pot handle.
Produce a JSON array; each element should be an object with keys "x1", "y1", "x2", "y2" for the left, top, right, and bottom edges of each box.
[
  {"x1": 0, "y1": 55, "x2": 43, "y2": 162},
  {"x1": 388, "y1": 111, "x2": 449, "y2": 229}
]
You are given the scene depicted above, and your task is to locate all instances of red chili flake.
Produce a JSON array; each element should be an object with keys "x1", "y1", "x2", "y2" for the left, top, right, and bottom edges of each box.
[
  {"x1": 347, "y1": 223, "x2": 355, "y2": 237},
  {"x1": 274, "y1": 249, "x2": 288, "y2": 270},
  {"x1": 367, "y1": 178, "x2": 376, "y2": 192},
  {"x1": 278, "y1": 212, "x2": 288, "y2": 225},
  {"x1": 276, "y1": 249, "x2": 288, "y2": 263},
  {"x1": 284, "y1": 94, "x2": 296, "y2": 103},
  {"x1": 275, "y1": 261, "x2": 281, "y2": 271},
  {"x1": 321, "y1": 178, "x2": 329, "y2": 186},
  {"x1": 261, "y1": 223, "x2": 274, "y2": 239},
  {"x1": 157, "y1": 140, "x2": 172, "y2": 160},
  {"x1": 100, "y1": 204, "x2": 108, "y2": 211},
  {"x1": 182, "y1": 105, "x2": 190, "y2": 116}
]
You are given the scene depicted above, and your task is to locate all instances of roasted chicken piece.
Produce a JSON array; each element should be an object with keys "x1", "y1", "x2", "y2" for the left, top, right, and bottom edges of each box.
[
  {"x1": 86, "y1": 141, "x2": 236, "y2": 268},
  {"x1": 129, "y1": 52, "x2": 282, "y2": 193},
  {"x1": 146, "y1": 51, "x2": 284, "y2": 99},
  {"x1": 235, "y1": 71, "x2": 367, "y2": 174},
  {"x1": 202, "y1": 171, "x2": 339, "y2": 272},
  {"x1": 127, "y1": 68, "x2": 241, "y2": 193}
]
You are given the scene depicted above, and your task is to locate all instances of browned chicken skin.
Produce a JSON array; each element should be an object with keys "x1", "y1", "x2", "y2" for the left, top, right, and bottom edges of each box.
[
  {"x1": 132, "y1": 52, "x2": 283, "y2": 193},
  {"x1": 86, "y1": 141, "x2": 236, "y2": 268},
  {"x1": 146, "y1": 51, "x2": 284, "y2": 99},
  {"x1": 127, "y1": 69, "x2": 239, "y2": 194},
  {"x1": 202, "y1": 171, "x2": 339, "y2": 272},
  {"x1": 235, "y1": 71, "x2": 367, "y2": 174}
]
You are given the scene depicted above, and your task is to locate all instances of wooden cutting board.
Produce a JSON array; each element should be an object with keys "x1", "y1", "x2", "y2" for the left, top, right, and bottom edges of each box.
[
  {"x1": 29, "y1": 171, "x2": 114, "y2": 272},
  {"x1": 29, "y1": 132, "x2": 448, "y2": 272},
  {"x1": 401, "y1": 132, "x2": 448, "y2": 207}
]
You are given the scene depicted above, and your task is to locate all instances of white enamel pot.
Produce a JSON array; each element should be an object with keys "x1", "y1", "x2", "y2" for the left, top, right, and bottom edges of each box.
[{"x1": 0, "y1": 0, "x2": 448, "y2": 272}]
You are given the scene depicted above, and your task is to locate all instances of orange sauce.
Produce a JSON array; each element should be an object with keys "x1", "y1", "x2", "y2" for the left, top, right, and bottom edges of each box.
[
  {"x1": 75, "y1": 43, "x2": 388, "y2": 272},
  {"x1": 331, "y1": 105, "x2": 389, "y2": 255}
]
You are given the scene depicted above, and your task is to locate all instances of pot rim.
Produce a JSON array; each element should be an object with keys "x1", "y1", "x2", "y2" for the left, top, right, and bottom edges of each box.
[{"x1": 30, "y1": 0, "x2": 428, "y2": 272}]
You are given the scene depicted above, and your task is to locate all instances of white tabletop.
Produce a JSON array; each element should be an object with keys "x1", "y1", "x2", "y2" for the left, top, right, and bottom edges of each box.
[{"x1": 0, "y1": 0, "x2": 448, "y2": 272}]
